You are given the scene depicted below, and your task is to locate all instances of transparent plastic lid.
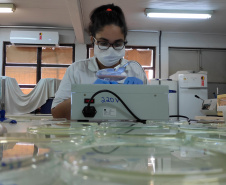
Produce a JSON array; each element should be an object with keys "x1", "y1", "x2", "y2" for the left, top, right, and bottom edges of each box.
[
  {"x1": 96, "y1": 61, "x2": 144, "y2": 82},
  {"x1": 63, "y1": 142, "x2": 226, "y2": 185},
  {"x1": 96, "y1": 68, "x2": 127, "y2": 81}
]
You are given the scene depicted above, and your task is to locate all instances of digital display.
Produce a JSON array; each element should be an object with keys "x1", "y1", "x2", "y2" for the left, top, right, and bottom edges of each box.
[{"x1": 84, "y1": 99, "x2": 95, "y2": 104}]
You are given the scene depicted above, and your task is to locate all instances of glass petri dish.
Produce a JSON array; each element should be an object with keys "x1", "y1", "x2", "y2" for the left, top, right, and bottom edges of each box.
[
  {"x1": 26, "y1": 123, "x2": 97, "y2": 156},
  {"x1": 95, "y1": 122, "x2": 180, "y2": 137},
  {"x1": 62, "y1": 142, "x2": 226, "y2": 185},
  {"x1": 199, "y1": 123, "x2": 226, "y2": 129},
  {"x1": 0, "y1": 141, "x2": 60, "y2": 185},
  {"x1": 27, "y1": 123, "x2": 94, "y2": 137},
  {"x1": 0, "y1": 134, "x2": 93, "y2": 158},
  {"x1": 191, "y1": 132, "x2": 226, "y2": 154},
  {"x1": 178, "y1": 124, "x2": 226, "y2": 134},
  {"x1": 93, "y1": 122, "x2": 185, "y2": 147}
]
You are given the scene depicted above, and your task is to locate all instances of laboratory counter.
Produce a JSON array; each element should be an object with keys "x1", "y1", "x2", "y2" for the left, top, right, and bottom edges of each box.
[{"x1": 0, "y1": 116, "x2": 226, "y2": 185}]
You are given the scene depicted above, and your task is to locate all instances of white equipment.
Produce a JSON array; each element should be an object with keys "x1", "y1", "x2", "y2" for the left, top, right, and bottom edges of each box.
[
  {"x1": 149, "y1": 79, "x2": 178, "y2": 117},
  {"x1": 71, "y1": 84, "x2": 169, "y2": 123},
  {"x1": 170, "y1": 71, "x2": 208, "y2": 120},
  {"x1": 200, "y1": 99, "x2": 217, "y2": 116},
  {"x1": 10, "y1": 31, "x2": 59, "y2": 45}
]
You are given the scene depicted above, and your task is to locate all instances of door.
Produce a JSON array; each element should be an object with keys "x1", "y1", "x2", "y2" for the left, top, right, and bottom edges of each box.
[{"x1": 169, "y1": 48, "x2": 226, "y2": 98}]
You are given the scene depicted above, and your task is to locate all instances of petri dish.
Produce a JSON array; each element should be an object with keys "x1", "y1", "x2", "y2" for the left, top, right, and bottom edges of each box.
[
  {"x1": 93, "y1": 122, "x2": 185, "y2": 147},
  {"x1": 27, "y1": 123, "x2": 94, "y2": 137},
  {"x1": 0, "y1": 141, "x2": 60, "y2": 185},
  {"x1": 178, "y1": 124, "x2": 226, "y2": 134},
  {"x1": 0, "y1": 134, "x2": 93, "y2": 157},
  {"x1": 199, "y1": 123, "x2": 226, "y2": 129},
  {"x1": 62, "y1": 142, "x2": 226, "y2": 185},
  {"x1": 95, "y1": 122, "x2": 180, "y2": 137},
  {"x1": 26, "y1": 123, "x2": 96, "y2": 155},
  {"x1": 176, "y1": 124, "x2": 226, "y2": 142},
  {"x1": 96, "y1": 68, "x2": 127, "y2": 81},
  {"x1": 191, "y1": 132, "x2": 226, "y2": 154}
]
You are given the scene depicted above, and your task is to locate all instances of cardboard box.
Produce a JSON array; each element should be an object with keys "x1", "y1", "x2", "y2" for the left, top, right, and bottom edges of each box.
[{"x1": 217, "y1": 94, "x2": 226, "y2": 116}]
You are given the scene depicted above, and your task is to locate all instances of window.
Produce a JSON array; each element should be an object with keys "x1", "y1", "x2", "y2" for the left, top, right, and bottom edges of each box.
[
  {"x1": 87, "y1": 45, "x2": 155, "y2": 80},
  {"x1": 3, "y1": 42, "x2": 75, "y2": 94}
]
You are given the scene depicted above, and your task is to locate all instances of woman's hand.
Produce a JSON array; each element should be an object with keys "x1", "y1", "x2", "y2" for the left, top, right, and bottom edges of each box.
[
  {"x1": 94, "y1": 79, "x2": 118, "y2": 84},
  {"x1": 123, "y1": 77, "x2": 143, "y2": 84},
  {"x1": 51, "y1": 98, "x2": 71, "y2": 120}
]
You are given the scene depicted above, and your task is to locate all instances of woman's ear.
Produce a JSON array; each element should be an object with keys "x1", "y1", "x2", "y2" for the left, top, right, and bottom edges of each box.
[{"x1": 90, "y1": 36, "x2": 95, "y2": 47}]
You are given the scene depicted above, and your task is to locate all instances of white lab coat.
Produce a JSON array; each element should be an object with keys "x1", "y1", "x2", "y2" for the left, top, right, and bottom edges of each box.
[{"x1": 51, "y1": 56, "x2": 147, "y2": 108}]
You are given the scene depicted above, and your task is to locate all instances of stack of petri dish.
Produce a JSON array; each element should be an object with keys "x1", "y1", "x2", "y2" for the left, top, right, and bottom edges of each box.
[
  {"x1": 93, "y1": 122, "x2": 183, "y2": 145},
  {"x1": 2, "y1": 119, "x2": 226, "y2": 185},
  {"x1": 61, "y1": 140, "x2": 226, "y2": 185},
  {"x1": 26, "y1": 122, "x2": 97, "y2": 155}
]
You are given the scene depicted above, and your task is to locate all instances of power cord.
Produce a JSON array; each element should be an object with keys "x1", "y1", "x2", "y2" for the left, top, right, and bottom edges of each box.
[
  {"x1": 169, "y1": 115, "x2": 191, "y2": 124},
  {"x1": 83, "y1": 89, "x2": 146, "y2": 124},
  {"x1": 91, "y1": 123, "x2": 136, "y2": 154},
  {"x1": 92, "y1": 146, "x2": 120, "y2": 154}
]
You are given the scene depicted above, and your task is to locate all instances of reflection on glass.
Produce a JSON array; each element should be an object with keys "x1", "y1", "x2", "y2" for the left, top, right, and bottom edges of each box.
[
  {"x1": 0, "y1": 141, "x2": 59, "y2": 185},
  {"x1": 148, "y1": 156, "x2": 155, "y2": 173},
  {"x1": 2, "y1": 142, "x2": 50, "y2": 159},
  {"x1": 0, "y1": 142, "x2": 51, "y2": 172}
]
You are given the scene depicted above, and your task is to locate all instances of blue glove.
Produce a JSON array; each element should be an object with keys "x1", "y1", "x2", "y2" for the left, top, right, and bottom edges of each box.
[
  {"x1": 94, "y1": 79, "x2": 118, "y2": 84},
  {"x1": 124, "y1": 77, "x2": 143, "y2": 84}
]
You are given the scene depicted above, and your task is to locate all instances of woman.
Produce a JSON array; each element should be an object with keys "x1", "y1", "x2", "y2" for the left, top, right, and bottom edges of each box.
[{"x1": 51, "y1": 4, "x2": 148, "y2": 120}]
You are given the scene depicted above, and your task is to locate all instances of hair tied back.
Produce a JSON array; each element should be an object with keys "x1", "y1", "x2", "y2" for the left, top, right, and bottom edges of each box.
[{"x1": 106, "y1": 8, "x2": 112, "y2": 11}]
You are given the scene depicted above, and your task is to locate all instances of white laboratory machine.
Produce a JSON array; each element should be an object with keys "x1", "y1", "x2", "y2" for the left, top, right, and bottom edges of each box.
[
  {"x1": 170, "y1": 71, "x2": 208, "y2": 120},
  {"x1": 149, "y1": 79, "x2": 178, "y2": 117},
  {"x1": 200, "y1": 98, "x2": 217, "y2": 116},
  {"x1": 71, "y1": 84, "x2": 169, "y2": 122}
]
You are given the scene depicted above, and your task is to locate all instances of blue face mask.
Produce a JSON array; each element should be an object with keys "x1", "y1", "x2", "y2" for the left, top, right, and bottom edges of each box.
[{"x1": 94, "y1": 45, "x2": 125, "y2": 67}]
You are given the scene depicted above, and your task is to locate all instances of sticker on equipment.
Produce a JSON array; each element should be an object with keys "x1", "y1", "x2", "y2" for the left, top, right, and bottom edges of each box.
[{"x1": 103, "y1": 108, "x2": 116, "y2": 117}]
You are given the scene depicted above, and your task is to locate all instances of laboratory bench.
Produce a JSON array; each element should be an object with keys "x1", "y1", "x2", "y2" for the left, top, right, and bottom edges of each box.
[{"x1": 0, "y1": 116, "x2": 226, "y2": 185}]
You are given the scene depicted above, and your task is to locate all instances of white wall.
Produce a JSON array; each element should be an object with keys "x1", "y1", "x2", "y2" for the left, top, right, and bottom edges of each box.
[
  {"x1": 162, "y1": 32, "x2": 226, "y2": 78},
  {"x1": 126, "y1": 31, "x2": 226, "y2": 79},
  {"x1": 1, "y1": 28, "x2": 226, "y2": 79}
]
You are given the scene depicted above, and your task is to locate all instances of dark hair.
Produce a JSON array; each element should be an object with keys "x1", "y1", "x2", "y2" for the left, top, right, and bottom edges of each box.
[{"x1": 88, "y1": 4, "x2": 128, "y2": 39}]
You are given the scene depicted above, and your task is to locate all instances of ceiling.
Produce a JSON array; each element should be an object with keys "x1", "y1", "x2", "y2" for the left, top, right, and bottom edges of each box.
[{"x1": 0, "y1": 0, "x2": 226, "y2": 43}]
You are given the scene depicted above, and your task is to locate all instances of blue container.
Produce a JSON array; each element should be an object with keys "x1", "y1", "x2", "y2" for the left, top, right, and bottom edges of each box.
[{"x1": 40, "y1": 98, "x2": 53, "y2": 114}]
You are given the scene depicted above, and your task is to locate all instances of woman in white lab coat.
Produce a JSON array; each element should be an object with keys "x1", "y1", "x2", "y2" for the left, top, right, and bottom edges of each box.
[{"x1": 51, "y1": 4, "x2": 147, "y2": 120}]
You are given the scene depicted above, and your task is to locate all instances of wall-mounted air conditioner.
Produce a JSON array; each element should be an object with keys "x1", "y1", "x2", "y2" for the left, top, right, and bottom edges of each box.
[{"x1": 10, "y1": 31, "x2": 59, "y2": 46}]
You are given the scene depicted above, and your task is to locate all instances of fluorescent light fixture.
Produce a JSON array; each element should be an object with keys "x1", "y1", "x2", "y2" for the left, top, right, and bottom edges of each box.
[
  {"x1": 145, "y1": 9, "x2": 213, "y2": 19},
  {"x1": 0, "y1": 3, "x2": 16, "y2": 13}
]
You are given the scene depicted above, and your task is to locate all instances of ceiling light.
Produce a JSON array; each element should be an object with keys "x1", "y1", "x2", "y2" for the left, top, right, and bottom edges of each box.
[
  {"x1": 0, "y1": 3, "x2": 16, "y2": 13},
  {"x1": 145, "y1": 9, "x2": 213, "y2": 19}
]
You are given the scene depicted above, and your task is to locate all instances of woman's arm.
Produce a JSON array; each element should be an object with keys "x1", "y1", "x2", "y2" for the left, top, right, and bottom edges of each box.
[{"x1": 51, "y1": 98, "x2": 71, "y2": 120}]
